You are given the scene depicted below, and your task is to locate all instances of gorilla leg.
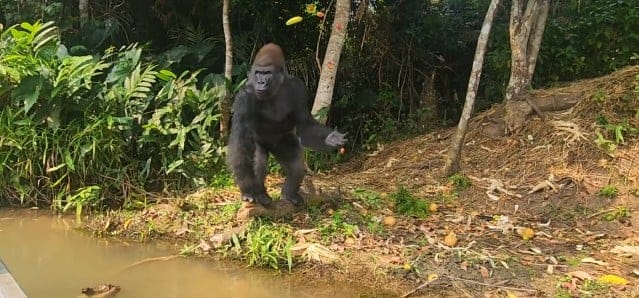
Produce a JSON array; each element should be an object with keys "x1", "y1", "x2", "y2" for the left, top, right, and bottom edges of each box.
[
  {"x1": 271, "y1": 134, "x2": 305, "y2": 206},
  {"x1": 227, "y1": 131, "x2": 272, "y2": 207},
  {"x1": 253, "y1": 144, "x2": 269, "y2": 190}
]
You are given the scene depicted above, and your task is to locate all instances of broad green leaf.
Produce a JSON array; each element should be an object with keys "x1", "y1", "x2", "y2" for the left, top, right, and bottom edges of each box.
[{"x1": 13, "y1": 75, "x2": 43, "y2": 113}]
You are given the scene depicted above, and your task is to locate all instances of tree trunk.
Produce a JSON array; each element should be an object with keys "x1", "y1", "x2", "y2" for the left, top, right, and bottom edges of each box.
[
  {"x1": 310, "y1": 0, "x2": 351, "y2": 124},
  {"x1": 219, "y1": 0, "x2": 233, "y2": 137},
  {"x1": 443, "y1": 0, "x2": 501, "y2": 176},
  {"x1": 79, "y1": 0, "x2": 89, "y2": 26},
  {"x1": 526, "y1": 0, "x2": 549, "y2": 79},
  {"x1": 504, "y1": 0, "x2": 549, "y2": 102}
]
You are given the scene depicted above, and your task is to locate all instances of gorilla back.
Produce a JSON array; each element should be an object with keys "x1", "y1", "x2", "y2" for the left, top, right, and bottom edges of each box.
[{"x1": 226, "y1": 43, "x2": 347, "y2": 208}]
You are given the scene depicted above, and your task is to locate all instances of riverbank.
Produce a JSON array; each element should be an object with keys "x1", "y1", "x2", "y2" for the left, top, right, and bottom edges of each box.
[{"x1": 83, "y1": 66, "x2": 639, "y2": 297}]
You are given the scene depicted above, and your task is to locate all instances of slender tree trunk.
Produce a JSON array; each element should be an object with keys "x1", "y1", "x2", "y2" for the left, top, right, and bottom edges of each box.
[
  {"x1": 310, "y1": 0, "x2": 350, "y2": 124},
  {"x1": 443, "y1": 0, "x2": 501, "y2": 176},
  {"x1": 526, "y1": 0, "x2": 549, "y2": 79},
  {"x1": 220, "y1": 0, "x2": 233, "y2": 137},
  {"x1": 504, "y1": 0, "x2": 548, "y2": 101},
  {"x1": 79, "y1": 0, "x2": 89, "y2": 26}
]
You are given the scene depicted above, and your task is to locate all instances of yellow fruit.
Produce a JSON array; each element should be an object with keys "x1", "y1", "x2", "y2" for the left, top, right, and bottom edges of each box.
[
  {"x1": 285, "y1": 16, "x2": 303, "y2": 26},
  {"x1": 443, "y1": 231, "x2": 458, "y2": 247},
  {"x1": 383, "y1": 216, "x2": 396, "y2": 226},
  {"x1": 429, "y1": 203, "x2": 438, "y2": 212},
  {"x1": 517, "y1": 227, "x2": 535, "y2": 240},
  {"x1": 402, "y1": 262, "x2": 412, "y2": 271}
]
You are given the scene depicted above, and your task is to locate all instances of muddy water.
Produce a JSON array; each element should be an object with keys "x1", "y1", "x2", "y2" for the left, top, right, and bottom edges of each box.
[{"x1": 0, "y1": 209, "x2": 360, "y2": 298}]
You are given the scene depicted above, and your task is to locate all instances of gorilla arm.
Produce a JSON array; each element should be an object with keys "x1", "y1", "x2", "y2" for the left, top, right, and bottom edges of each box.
[{"x1": 292, "y1": 80, "x2": 347, "y2": 151}]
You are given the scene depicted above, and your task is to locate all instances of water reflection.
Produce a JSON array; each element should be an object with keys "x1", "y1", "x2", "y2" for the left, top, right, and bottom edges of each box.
[{"x1": 0, "y1": 209, "x2": 358, "y2": 298}]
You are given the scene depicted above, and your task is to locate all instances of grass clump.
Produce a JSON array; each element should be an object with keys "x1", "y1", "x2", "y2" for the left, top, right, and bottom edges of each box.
[
  {"x1": 317, "y1": 208, "x2": 358, "y2": 240},
  {"x1": 597, "y1": 185, "x2": 619, "y2": 198},
  {"x1": 392, "y1": 186, "x2": 430, "y2": 219},
  {"x1": 352, "y1": 188, "x2": 384, "y2": 209},
  {"x1": 448, "y1": 173, "x2": 471, "y2": 190},
  {"x1": 602, "y1": 206, "x2": 631, "y2": 221},
  {"x1": 243, "y1": 220, "x2": 295, "y2": 271}
]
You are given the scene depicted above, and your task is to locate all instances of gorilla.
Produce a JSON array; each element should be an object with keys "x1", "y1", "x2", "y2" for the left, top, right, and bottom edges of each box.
[{"x1": 226, "y1": 43, "x2": 347, "y2": 207}]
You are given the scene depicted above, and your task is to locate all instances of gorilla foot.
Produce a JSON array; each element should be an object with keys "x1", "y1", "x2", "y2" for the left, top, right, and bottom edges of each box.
[
  {"x1": 241, "y1": 193, "x2": 273, "y2": 207},
  {"x1": 282, "y1": 192, "x2": 305, "y2": 207}
]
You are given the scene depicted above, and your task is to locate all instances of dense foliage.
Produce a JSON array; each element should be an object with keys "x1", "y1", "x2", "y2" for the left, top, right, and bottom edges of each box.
[
  {"x1": 0, "y1": 21, "x2": 227, "y2": 209},
  {"x1": 0, "y1": 0, "x2": 637, "y2": 207}
]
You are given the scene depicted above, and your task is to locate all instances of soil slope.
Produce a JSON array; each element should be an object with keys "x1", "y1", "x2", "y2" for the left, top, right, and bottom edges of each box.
[{"x1": 86, "y1": 66, "x2": 639, "y2": 297}]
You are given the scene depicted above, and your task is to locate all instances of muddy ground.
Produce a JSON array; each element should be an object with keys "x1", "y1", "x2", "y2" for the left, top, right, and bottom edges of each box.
[{"x1": 85, "y1": 66, "x2": 639, "y2": 297}]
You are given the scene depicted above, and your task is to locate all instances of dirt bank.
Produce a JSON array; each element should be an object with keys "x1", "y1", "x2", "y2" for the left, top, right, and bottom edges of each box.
[{"x1": 85, "y1": 66, "x2": 639, "y2": 297}]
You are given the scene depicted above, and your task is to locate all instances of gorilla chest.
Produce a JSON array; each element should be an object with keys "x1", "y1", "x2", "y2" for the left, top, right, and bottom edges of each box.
[{"x1": 254, "y1": 100, "x2": 295, "y2": 136}]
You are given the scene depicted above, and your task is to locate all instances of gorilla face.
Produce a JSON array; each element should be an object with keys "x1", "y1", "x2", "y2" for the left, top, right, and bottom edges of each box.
[{"x1": 251, "y1": 65, "x2": 284, "y2": 100}]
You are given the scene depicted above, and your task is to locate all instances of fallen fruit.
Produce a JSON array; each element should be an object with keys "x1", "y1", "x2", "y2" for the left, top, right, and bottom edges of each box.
[
  {"x1": 383, "y1": 216, "x2": 396, "y2": 226},
  {"x1": 285, "y1": 16, "x2": 303, "y2": 26},
  {"x1": 517, "y1": 227, "x2": 535, "y2": 240},
  {"x1": 443, "y1": 231, "x2": 457, "y2": 247}
]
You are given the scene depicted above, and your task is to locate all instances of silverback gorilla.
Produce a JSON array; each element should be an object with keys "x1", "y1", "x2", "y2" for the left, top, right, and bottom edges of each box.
[{"x1": 227, "y1": 43, "x2": 347, "y2": 207}]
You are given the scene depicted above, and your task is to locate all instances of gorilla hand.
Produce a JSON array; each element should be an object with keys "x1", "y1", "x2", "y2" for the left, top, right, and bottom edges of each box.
[{"x1": 325, "y1": 130, "x2": 347, "y2": 148}]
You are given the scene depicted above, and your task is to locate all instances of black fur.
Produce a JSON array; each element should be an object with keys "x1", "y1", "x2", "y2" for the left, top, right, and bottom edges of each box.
[{"x1": 226, "y1": 44, "x2": 346, "y2": 207}]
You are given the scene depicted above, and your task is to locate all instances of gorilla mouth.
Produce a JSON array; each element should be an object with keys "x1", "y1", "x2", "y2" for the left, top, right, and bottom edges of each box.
[{"x1": 255, "y1": 89, "x2": 268, "y2": 99}]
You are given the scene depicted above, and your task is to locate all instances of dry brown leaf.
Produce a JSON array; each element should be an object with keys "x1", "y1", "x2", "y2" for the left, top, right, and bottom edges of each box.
[
  {"x1": 344, "y1": 238, "x2": 356, "y2": 246},
  {"x1": 568, "y1": 271, "x2": 593, "y2": 280},
  {"x1": 610, "y1": 245, "x2": 639, "y2": 256},
  {"x1": 581, "y1": 257, "x2": 608, "y2": 266},
  {"x1": 460, "y1": 261, "x2": 468, "y2": 271},
  {"x1": 479, "y1": 265, "x2": 490, "y2": 279}
]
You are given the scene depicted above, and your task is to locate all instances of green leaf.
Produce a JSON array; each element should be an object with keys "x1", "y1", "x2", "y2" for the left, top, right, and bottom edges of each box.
[
  {"x1": 46, "y1": 163, "x2": 67, "y2": 173},
  {"x1": 166, "y1": 159, "x2": 184, "y2": 174},
  {"x1": 12, "y1": 75, "x2": 43, "y2": 113},
  {"x1": 157, "y1": 69, "x2": 177, "y2": 81}
]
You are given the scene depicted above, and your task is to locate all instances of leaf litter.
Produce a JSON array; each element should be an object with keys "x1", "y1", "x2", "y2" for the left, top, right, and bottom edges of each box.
[{"x1": 83, "y1": 66, "x2": 639, "y2": 297}]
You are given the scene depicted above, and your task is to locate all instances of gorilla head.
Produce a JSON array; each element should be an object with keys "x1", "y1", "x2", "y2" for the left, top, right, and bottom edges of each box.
[{"x1": 249, "y1": 43, "x2": 286, "y2": 100}]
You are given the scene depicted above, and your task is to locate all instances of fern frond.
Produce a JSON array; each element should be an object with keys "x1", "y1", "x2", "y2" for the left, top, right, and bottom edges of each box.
[
  {"x1": 124, "y1": 64, "x2": 158, "y2": 100},
  {"x1": 32, "y1": 21, "x2": 58, "y2": 52},
  {"x1": 53, "y1": 55, "x2": 111, "y2": 97}
]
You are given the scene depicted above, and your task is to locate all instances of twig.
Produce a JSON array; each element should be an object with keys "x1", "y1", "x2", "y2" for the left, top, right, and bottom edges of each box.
[
  {"x1": 586, "y1": 208, "x2": 617, "y2": 219},
  {"x1": 119, "y1": 255, "x2": 179, "y2": 272}
]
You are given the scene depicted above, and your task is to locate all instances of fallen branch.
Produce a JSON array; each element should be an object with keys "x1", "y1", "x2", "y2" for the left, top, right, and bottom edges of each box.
[{"x1": 586, "y1": 208, "x2": 617, "y2": 219}]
